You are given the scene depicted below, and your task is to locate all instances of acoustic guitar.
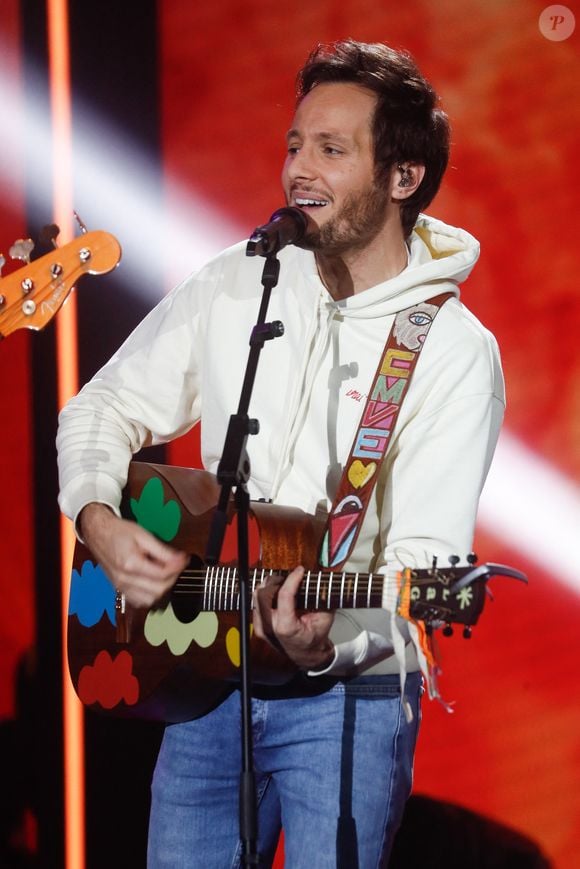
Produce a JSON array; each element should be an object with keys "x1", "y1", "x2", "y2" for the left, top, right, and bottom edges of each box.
[{"x1": 67, "y1": 461, "x2": 527, "y2": 722}]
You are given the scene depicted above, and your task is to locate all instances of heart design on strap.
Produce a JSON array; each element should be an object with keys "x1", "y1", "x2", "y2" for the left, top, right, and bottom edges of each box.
[{"x1": 347, "y1": 459, "x2": 377, "y2": 490}]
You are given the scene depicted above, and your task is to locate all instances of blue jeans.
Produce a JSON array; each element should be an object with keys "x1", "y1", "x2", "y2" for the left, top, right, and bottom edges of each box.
[{"x1": 148, "y1": 672, "x2": 422, "y2": 868}]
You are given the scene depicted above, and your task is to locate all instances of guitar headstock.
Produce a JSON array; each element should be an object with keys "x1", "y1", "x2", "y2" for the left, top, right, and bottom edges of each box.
[
  {"x1": 402, "y1": 555, "x2": 527, "y2": 638},
  {"x1": 0, "y1": 229, "x2": 121, "y2": 339}
]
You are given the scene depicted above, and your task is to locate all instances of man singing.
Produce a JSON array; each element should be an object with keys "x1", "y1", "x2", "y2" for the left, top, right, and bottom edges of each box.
[{"x1": 58, "y1": 39, "x2": 504, "y2": 867}]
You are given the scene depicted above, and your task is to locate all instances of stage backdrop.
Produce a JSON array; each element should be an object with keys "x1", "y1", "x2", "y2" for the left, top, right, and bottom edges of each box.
[{"x1": 0, "y1": 2, "x2": 578, "y2": 868}]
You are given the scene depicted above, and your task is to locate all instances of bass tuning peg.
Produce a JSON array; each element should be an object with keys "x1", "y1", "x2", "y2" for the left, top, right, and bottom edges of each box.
[
  {"x1": 38, "y1": 224, "x2": 60, "y2": 249},
  {"x1": 443, "y1": 624, "x2": 453, "y2": 637},
  {"x1": 467, "y1": 552, "x2": 478, "y2": 564},
  {"x1": 9, "y1": 238, "x2": 35, "y2": 264},
  {"x1": 463, "y1": 626, "x2": 472, "y2": 639}
]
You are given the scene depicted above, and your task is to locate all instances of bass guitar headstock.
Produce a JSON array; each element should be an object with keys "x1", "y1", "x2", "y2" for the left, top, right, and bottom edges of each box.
[{"x1": 0, "y1": 225, "x2": 121, "y2": 339}]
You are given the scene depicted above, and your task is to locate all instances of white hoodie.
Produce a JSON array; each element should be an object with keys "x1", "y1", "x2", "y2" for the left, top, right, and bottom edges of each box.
[{"x1": 57, "y1": 214, "x2": 505, "y2": 682}]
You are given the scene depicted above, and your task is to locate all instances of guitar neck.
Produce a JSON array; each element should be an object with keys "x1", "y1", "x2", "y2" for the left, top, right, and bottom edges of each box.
[
  {"x1": 106, "y1": 462, "x2": 522, "y2": 630},
  {"x1": 173, "y1": 566, "x2": 383, "y2": 612}
]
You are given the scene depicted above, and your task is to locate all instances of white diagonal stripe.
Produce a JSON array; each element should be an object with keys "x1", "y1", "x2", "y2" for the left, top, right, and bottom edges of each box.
[{"x1": 479, "y1": 430, "x2": 580, "y2": 591}]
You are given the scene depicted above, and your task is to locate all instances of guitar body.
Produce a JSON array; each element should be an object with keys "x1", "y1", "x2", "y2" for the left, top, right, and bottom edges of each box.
[
  {"x1": 67, "y1": 462, "x2": 325, "y2": 722},
  {"x1": 67, "y1": 606, "x2": 235, "y2": 722},
  {"x1": 68, "y1": 461, "x2": 523, "y2": 723}
]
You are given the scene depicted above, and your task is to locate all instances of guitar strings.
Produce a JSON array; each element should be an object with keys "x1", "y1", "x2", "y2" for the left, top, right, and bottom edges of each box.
[{"x1": 169, "y1": 568, "x2": 462, "y2": 594}]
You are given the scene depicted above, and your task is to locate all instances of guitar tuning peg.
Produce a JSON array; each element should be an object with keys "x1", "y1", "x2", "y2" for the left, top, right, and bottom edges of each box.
[
  {"x1": 9, "y1": 238, "x2": 35, "y2": 264},
  {"x1": 448, "y1": 554, "x2": 460, "y2": 566},
  {"x1": 467, "y1": 552, "x2": 478, "y2": 564},
  {"x1": 73, "y1": 211, "x2": 88, "y2": 234},
  {"x1": 463, "y1": 626, "x2": 472, "y2": 639},
  {"x1": 0, "y1": 253, "x2": 5, "y2": 276},
  {"x1": 38, "y1": 224, "x2": 60, "y2": 249},
  {"x1": 443, "y1": 623, "x2": 453, "y2": 637},
  {"x1": 431, "y1": 555, "x2": 438, "y2": 570}
]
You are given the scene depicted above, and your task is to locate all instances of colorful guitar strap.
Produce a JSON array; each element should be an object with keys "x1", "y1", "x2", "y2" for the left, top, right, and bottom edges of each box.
[{"x1": 319, "y1": 291, "x2": 453, "y2": 571}]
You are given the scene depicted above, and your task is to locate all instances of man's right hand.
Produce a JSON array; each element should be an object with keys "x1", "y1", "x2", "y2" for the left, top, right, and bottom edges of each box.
[{"x1": 79, "y1": 502, "x2": 189, "y2": 609}]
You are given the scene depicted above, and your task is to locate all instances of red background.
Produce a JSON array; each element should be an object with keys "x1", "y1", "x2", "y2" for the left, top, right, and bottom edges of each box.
[{"x1": 1, "y1": 1, "x2": 579, "y2": 867}]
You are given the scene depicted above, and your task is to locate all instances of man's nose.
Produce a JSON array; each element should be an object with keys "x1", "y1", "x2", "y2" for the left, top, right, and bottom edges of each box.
[{"x1": 287, "y1": 146, "x2": 317, "y2": 181}]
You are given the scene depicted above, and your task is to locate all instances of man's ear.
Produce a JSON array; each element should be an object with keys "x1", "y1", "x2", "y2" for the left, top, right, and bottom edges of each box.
[{"x1": 390, "y1": 162, "x2": 426, "y2": 200}]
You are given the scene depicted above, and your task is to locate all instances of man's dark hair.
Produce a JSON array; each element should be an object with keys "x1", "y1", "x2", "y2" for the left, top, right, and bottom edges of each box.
[{"x1": 297, "y1": 39, "x2": 450, "y2": 237}]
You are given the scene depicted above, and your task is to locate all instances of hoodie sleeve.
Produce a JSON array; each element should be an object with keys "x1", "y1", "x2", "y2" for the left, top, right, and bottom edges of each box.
[{"x1": 56, "y1": 270, "x2": 209, "y2": 531}]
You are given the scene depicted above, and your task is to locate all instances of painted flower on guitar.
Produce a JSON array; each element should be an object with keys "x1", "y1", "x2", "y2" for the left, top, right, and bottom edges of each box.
[
  {"x1": 69, "y1": 560, "x2": 116, "y2": 627},
  {"x1": 130, "y1": 477, "x2": 182, "y2": 541},
  {"x1": 77, "y1": 650, "x2": 139, "y2": 708},
  {"x1": 144, "y1": 606, "x2": 219, "y2": 656}
]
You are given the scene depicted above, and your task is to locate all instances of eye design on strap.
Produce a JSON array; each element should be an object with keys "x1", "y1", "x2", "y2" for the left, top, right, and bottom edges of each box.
[{"x1": 408, "y1": 312, "x2": 433, "y2": 327}]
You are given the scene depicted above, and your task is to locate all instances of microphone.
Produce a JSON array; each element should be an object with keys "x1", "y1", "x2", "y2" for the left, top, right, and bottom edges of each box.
[{"x1": 246, "y1": 207, "x2": 310, "y2": 257}]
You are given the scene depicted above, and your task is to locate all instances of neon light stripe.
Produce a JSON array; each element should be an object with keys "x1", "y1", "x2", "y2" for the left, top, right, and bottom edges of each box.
[{"x1": 46, "y1": 2, "x2": 85, "y2": 869}]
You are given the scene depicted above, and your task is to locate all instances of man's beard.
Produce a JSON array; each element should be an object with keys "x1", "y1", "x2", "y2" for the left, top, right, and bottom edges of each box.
[{"x1": 297, "y1": 181, "x2": 390, "y2": 255}]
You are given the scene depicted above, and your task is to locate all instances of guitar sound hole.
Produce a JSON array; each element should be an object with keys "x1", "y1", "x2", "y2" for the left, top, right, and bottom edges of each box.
[{"x1": 170, "y1": 556, "x2": 203, "y2": 623}]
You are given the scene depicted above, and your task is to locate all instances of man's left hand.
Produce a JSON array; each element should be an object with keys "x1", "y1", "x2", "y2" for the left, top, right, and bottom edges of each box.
[{"x1": 253, "y1": 566, "x2": 335, "y2": 671}]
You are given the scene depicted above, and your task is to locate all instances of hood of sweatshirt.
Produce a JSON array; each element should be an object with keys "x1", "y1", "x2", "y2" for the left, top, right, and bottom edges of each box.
[{"x1": 292, "y1": 213, "x2": 480, "y2": 318}]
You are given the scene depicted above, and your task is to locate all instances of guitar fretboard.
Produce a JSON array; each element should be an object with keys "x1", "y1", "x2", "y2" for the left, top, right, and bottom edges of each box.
[{"x1": 172, "y1": 567, "x2": 385, "y2": 612}]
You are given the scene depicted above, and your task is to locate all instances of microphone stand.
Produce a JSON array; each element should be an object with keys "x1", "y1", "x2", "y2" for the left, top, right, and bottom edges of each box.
[{"x1": 205, "y1": 248, "x2": 285, "y2": 867}]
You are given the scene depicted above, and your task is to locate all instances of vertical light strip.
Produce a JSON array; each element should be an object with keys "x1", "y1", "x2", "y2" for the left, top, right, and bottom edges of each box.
[{"x1": 46, "y1": 3, "x2": 85, "y2": 869}]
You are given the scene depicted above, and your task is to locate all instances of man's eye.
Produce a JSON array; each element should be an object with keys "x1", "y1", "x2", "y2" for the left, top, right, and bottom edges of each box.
[
  {"x1": 287, "y1": 145, "x2": 300, "y2": 155},
  {"x1": 324, "y1": 146, "x2": 342, "y2": 155}
]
